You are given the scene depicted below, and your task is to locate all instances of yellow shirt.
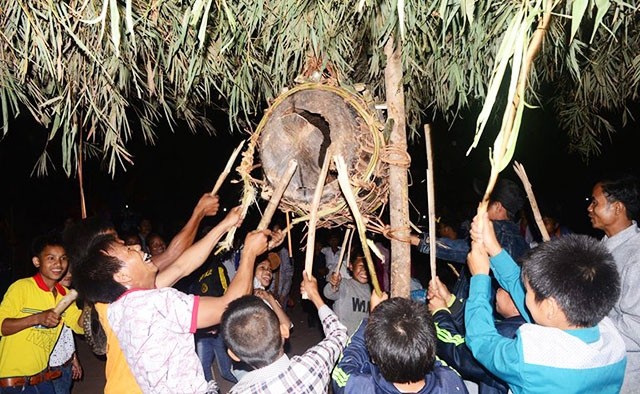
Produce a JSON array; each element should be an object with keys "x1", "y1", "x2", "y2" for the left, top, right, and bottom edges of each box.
[
  {"x1": 95, "y1": 302, "x2": 142, "y2": 394},
  {"x1": 0, "y1": 274, "x2": 83, "y2": 377}
]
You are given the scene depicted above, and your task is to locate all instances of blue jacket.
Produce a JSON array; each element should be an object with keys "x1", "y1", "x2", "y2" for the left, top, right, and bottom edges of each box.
[
  {"x1": 434, "y1": 309, "x2": 524, "y2": 394},
  {"x1": 465, "y1": 250, "x2": 627, "y2": 394},
  {"x1": 332, "y1": 319, "x2": 468, "y2": 394}
]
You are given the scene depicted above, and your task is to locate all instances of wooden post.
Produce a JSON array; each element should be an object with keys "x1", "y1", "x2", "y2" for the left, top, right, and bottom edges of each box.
[{"x1": 384, "y1": 36, "x2": 411, "y2": 298}]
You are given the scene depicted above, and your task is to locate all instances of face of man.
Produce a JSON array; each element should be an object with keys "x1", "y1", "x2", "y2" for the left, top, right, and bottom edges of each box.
[
  {"x1": 255, "y1": 260, "x2": 273, "y2": 288},
  {"x1": 148, "y1": 235, "x2": 166, "y2": 256},
  {"x1": 109, "y1": 243, "x2": 157, "y2": 289},
  {"x1": 587, "y1": 183, "x2": 618, "y2": 234},
  {"x1": 350, "y1": 258, "x2": 369, "y2": 284},
  {"x1": 33, "y1": 245, "x2": 68, "y2": 289}
]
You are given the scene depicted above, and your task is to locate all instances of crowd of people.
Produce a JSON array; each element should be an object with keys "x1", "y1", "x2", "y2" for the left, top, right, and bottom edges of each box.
[{"x1": 0, "y1": 172, "x2": 638, "y2": 394}]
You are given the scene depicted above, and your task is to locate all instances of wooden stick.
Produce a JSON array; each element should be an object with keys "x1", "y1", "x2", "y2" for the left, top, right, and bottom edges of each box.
[
  {"x1": 54, "y1": 289, "x2": 78, "y2": 314},
  {"x1": 210, "y1": 140, "x2": 245, "y2": 196},
  {"x1": 513, "y1": 161, "x2": 549, "y2": 241},
  {"x1": 333, "y1": 228, "x2": 353, "y2": 277},
  {"x1": 285, "y1": 212, "x2": 293, "y2": 258},
  {"x1": 304, "y1": 151, "x2": 332, "y2": 278},
  {"x1": 334, "y1": 155, "x2": 382, "y2": 296},
  {"x1": 257, "y1": 159, "x2": 298, "y2": 231},
  {"x1": 424, "y1": 124, "x2": 437, "y2": 281}
]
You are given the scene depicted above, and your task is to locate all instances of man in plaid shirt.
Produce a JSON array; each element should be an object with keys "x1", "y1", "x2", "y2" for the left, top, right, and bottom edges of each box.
[{"x1": 222, "y1": 272, "x2": 347, "y2": 393}]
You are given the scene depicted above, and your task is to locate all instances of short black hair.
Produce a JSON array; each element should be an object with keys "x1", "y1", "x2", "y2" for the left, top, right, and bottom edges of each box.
[
  {"x1": 221, "y1": 295, "x2": 282, "y2": 369},
  {"x1": 490, "y1": 178, "x2": 525, "y2": 221},
  {"x1": 74, "y1": 234, "x2": 127, "y2": 304},
  {"x1": 365, "y1": 297, "x2": 436, "y2": 384},
  {"x1": 31, "y1": 233, "x2": 64, "y2": 257},
  {"x1": 599, "y1": 174, "x2": 640, "y2": 221},
  {"x1": 63, "y1": 216, "x2": 115, "y2": 269},
  {"x1": 521, "y1": 234, "x2": 620, "y2": 327}
]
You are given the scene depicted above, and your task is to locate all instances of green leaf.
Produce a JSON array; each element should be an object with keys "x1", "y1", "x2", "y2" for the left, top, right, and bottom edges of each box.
[{"x1": 570, "y1": 0, "x2": 589, "y2": 43}]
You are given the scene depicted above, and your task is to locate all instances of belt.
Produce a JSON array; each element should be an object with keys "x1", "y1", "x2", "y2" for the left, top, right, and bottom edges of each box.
[{"x1": 0, "y1": 369, "x2": 62, "y2": 388}]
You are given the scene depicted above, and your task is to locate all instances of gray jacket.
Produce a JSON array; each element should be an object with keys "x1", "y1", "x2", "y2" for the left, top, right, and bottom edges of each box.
[{"x1": 603, "y1": 222, "x2": 640, "y2": 393}]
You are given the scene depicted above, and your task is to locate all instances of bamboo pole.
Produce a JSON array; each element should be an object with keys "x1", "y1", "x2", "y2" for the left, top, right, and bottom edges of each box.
[
  {"x1": 303, "y1": 151, "x2": 332, "y2": 277},
  {"x1": 78, "y1": 127, "x2": 87, "y2": 219},
  {"x1": 333, "y1": 228, "x2": 353, "y2": 278},
  {"x1": 424, "y1": 124, "x2": 437, "y2": 281},
  {"x1": 478, "y1": 2, "x2": 553, "y2": 217},
  {"x1": 513, "y1": 161, "x2": 549, "y2": 241},
  {"x1": 285, "y1": 212, "x2": 293, "y2": 258},
  {"x1": 210, "y1": 140, "x2": 245, "y2": 196},
  {"x1": 257, "y1": 159, "x2": 298, "y2": 231},
  {"x1": 334, "y1": 155, "x2": 381, "y2": 296}
]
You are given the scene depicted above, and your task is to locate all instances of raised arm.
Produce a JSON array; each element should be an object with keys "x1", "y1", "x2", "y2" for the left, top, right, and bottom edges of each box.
[
  {"x1": 196, "y1": 229, "x2": 270, "y2": 328},
  {"x1": 152, "y1": 194, "x2": 220, "y2": 271},
  {"x1": 155, "y1": 206, "x2": 242, "y2": 288}
]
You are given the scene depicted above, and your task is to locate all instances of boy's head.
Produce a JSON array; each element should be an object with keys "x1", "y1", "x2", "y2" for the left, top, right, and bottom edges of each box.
[
  {"x1": 521, "y1": 234, "x2": 620, "y2": 328},
  {"x1": 75, "y1": 234, "x2": 157, "y2": 304},
  {"x1": 254, "y1": 258, "x2": 273, "y2": 288},
  {"x1": 221, "y1": 295, "x2": 283, "y2": 369},
  {"x1": 348, "y1": 256, "x2": 369, "y2": 284},
  {"x1": 365, "y1": 297, "x2": 436, "y2": 384},
  {"x1": 31, "y1": 234, "x2": 68, "y2": 286},
  {"x1": 495, "y1": 288, "x2": 520, "y2": 319}
]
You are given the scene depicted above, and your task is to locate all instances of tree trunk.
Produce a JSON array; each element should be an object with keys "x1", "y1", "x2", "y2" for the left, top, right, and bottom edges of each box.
[{"x1": 384, "y1": 37, "x2": 411, "y2": 298}]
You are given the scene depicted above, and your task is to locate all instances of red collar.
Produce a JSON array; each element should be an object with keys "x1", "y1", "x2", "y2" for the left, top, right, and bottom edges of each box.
[{"x1": 33, "y1": 273, "x2": 67, "y2": 296}]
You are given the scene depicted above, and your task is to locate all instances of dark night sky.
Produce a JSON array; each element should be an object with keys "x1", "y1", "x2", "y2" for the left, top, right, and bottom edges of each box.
[{"x1": 1, "y1": 103, "x2": 639, "y2": 277}]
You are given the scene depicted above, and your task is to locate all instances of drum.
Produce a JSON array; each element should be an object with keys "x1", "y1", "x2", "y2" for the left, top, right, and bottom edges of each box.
[{"x1": 245, "y1": 83, "x2": 389, "y2": 228}]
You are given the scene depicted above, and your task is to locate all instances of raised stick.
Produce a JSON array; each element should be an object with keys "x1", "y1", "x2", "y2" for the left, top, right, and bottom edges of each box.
[
  {"x1": 304, "y1": 151, "x2": 332, "y2": 277},
  {"x1": 53, "y1": 289, "x2": 78, "y2": 315},
  {"x1": 257, "y1": 159, "x2": 298, "y2": 231},
  {"x1": 334, "y1": 155, "x2": 382, "y2": 296},
  {"x1": 210, "y1": 140, "x2": 245, "y2": 196},
  {"x1": 333, "y1": 228, "x2": 353, "y2": 278},
  {"x1": 285, "y1": 212, "x2": 293, "y2": 258},
  {"x1": 424, "y1": 124, "x2": 437, "y2": 281},
  {"x1": 513, "y1": 161, "x2": 549, "y2": 241}
]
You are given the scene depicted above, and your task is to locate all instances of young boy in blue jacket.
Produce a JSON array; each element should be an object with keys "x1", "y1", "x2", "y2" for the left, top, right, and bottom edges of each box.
[
  {"x1": 466, "y1": 212, "x2": 627, "y2": 394},
  {"x1": 332, "y1": 292, "x2": 468, "y2": 394}
]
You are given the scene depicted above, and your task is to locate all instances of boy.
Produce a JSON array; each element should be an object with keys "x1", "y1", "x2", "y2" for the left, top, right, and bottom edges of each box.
[
  {"x1": 332, "y1": 292, "x2": 468, "y2": 393},
  {"x1": 221, "y1": 272, "x2": 348, "y2": 393},
  {"x1": 0, "y1": 234, "x2": 83, "y2": 393},
  {"x1": 466, "y1": 212, "x2": 627, "y2": 393},
  {"x1": 323, "y1": 254, "x2": 371, "y2": 335},
  {"x1": 74, "y1": 229, "x2": 270, "y2": 393},
  {"x1": 429, "y1": 276, "x2": 524, "y2": 393}
]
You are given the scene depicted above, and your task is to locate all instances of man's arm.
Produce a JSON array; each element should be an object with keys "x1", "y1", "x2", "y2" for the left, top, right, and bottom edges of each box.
[
  {"x1": 1, "y1": 310, "x2": 60, "y2": 336},
  {"x1": 155, "y1": 206, "x2": 241, "y2": 288},
  {"x1": 332, "y1": 319, "x2": 370, "y2": 393},
  {"x1": 152, "y1": 194, "x2": 220, "y2": 271},
  {"x1": 196, "y1": 230, "x2": 270, "y2": 328},
  {"x1": 411, "y1": 234, "x2": 470, "y2": 263},
  {"x1": 465, "y1": 234, "x2": 523, "y2": 385},
  {"x1": 610, "y1": 256, "x2": 640, "y2": 351}
]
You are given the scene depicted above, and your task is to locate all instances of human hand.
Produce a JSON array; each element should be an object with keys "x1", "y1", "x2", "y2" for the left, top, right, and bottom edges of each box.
[
  {"x1": 470, "y1": 210, "x2": 501, "y2": 257},
  {"x1": 268, "y1": 229, "x2": 286, "y2": 250},
  {"x1": 301, "y1": 271, "x2": 322, "y2": 307},
  {"x1": 427, "y1": 284, "x2": 448, "y2": 313},
  {"x1": 195, "y1": 194, "x2": 220, "y2": 217},
  {"x1": 220, "y1": 206, "x2": 243, "y2": 230},
  {"x1": 429, "y1": 276, "x2": 452, "y2": 302},
  {"x1": 254, "y1": 289, "x2": 277, "y2": 306},
  {"x1": 243, "y1": 230, "x2": 271, "y2": 257},
  {"x1": 467, "y1": 239, "x2": 490, "y2": 276},
  {"x1": 37, "y1": 310, "x2": 61, "y2": 328},
  {"x1": 370, "y1": 290, "x2": 388, "y2": 312},
  {"x1": 328, "y1": 272, "x2": 342, "y2": 287},
  {"x1": 71, "y1": 356, "x2": 83, "y2": 380}
]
